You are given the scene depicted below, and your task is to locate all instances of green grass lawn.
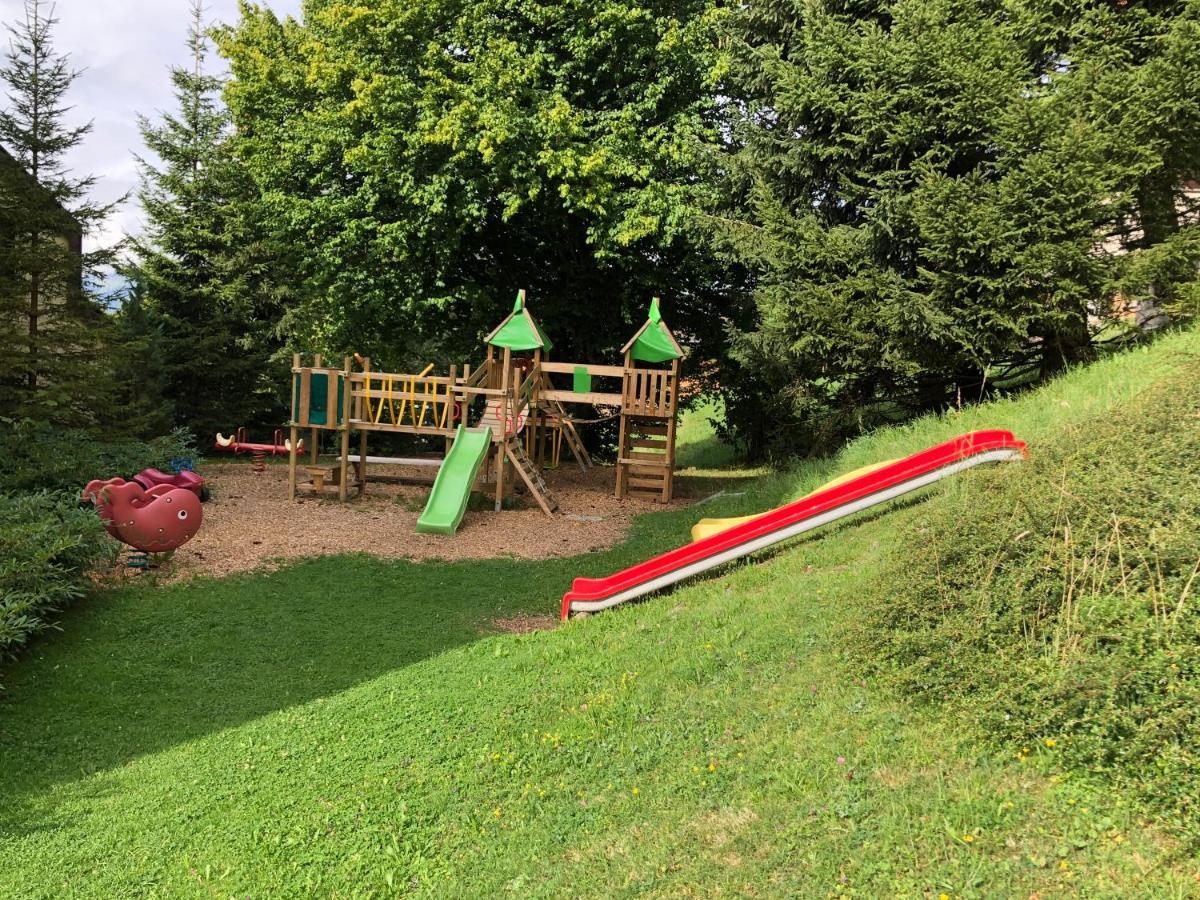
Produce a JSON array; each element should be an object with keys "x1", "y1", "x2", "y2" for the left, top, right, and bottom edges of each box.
[
  {"x1": 675, "y1": 397, "x2": 743, "y2": 471},
  {"x1": 2, "y1": 329, "x2": 1199, "y2": 896}
]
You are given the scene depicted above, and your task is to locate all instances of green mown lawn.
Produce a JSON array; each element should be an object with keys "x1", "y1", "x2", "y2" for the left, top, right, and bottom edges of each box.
[{"x1": 2, "y1": 329, "x2": 1198, "y2": 896}]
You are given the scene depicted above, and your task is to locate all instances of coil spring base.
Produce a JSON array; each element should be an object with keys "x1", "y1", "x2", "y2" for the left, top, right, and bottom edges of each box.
[{"x1": 251, "y1": 448, "x2": 267, "y2": 475}]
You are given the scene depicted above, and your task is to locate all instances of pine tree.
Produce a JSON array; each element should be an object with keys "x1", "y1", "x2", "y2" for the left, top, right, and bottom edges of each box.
[
  {"x1": 710, "y1": 0, "x2": 1200, "y2": 457},
  {"x1": 109, "y1": 277, "x2": 175, "y2": 438},
  {"x1": 131, "y1": 0, "x2": 285, "y2": 440},
  {"x1": 0, "y1": 0, "x2": 121, "y2": 423}
]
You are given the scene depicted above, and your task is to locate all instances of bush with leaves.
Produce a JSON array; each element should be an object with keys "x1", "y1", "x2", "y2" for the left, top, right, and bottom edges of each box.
[
  {"x1": 0, "y1": 420, "x2": 197, "y2": 494},
  {"x1": 0, "y1": 491, "x2": 114, "y2": 665}
]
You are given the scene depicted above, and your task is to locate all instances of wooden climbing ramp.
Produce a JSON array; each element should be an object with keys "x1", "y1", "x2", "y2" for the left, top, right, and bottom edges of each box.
[{"x1": 506, "y1": 435, "x2": 559, "y2": 515}]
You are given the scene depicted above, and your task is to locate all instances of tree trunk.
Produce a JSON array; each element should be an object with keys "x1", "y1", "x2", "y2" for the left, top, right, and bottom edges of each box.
[
  {"x1": 28, "y1": 258, "x2": 39, "y2": 392},
  {"x1": 1040, "y1": 318, "x2": 1092, "y2": 378},
  {"x1": 1134, "y1": 172, "x2": 1179, "y2": 333}
]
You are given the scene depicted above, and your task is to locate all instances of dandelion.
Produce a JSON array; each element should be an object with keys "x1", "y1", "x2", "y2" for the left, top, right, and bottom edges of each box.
[
  {"x1": 939, "y1": 894, "x2": 950, "y2": 900},
  {"x1": 1058, "y1": 860, "x2": 1070, "y2": 871},
  {"x1": 962, "y1": 834, "x2": 975, "y2": 844},
  {"x1": 492, "y1": 808, "x2": 502, "y2": 819},
  {"x1": 632, "y1": 787, "x2": 640, "y2": 797},
  {"x1": 708, "y1": 762, "x2": 716, "y2": 772},
  {"x1": 1044, "y1": 738, "x2": 1057, "y2": 748}
]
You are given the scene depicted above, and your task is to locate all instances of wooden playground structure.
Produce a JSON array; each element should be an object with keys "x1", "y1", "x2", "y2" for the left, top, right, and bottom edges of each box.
[{"x1": 286, "y1": 293, "x2": 683, "y2": 520}]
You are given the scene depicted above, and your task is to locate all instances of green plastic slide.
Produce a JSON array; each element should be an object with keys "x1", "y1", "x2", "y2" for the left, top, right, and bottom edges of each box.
[{"x1": 415, "y1": 425, "x2": 492, "y2": 535}]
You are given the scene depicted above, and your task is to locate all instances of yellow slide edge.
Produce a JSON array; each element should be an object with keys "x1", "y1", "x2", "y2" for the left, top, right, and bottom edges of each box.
[{"x1": 689, "y1": 460, "x2": 899, "y2": 543}]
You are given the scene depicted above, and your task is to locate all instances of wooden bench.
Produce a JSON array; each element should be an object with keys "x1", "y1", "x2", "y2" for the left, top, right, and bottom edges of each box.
[
  {"x1": 340, "y1": 454, "x2": 446, "y2": 489},
  {"x1": 301, "y1": 465, "x2": 338, "y2": 493}
]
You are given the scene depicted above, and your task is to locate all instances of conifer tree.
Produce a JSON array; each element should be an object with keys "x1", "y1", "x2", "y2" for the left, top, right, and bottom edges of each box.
[
  {"x1": 131, "y1": 0, "x2": 285, "y2": 439},
  {"x1": 711, "y1": 0, "x2": 1200, "y2": 457},
  {"x1": 0, "y1": 0, "x2": 120, "y2": 423},
  {"x1": 109, "y1": 278, "x2": 176, "y2": 438}
]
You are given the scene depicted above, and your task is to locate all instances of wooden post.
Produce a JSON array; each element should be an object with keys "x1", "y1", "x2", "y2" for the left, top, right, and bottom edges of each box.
[
  {"x1": 288, "y1": 425, "x2": 299, "y2": 501},
  {"x1": 338, "y1": 357, "x2": 352, "y2": 501},
  {"x1": 358, "y1": 356, "x2": 370, "y2": 494},
  {"x1": 495, "y1": 347, "x2": 512, "y2": 511},
  {"x1": 297, "y1": 364, "x2": 311, "y2": 427},
  {"x1": 664, "y1": 357, "x2": 681, "y2": 502},
  {"x1": 309, "y1": 352, "x2": 324, "y2": 468},
  {"x1": 616, "y1": 350, "x2": 632, "y2": 498},
  {"x1": 446, "y1": 364, "x2": 457, "y2": 455}
]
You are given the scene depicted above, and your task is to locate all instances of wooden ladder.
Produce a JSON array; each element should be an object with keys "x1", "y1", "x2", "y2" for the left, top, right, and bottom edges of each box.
[
  {"x1": 544, "y1": 396, "x2": 592, "y2": 472},
  {"x1": 617, "y1": 418, "x2": 674, "y2": 502},
  {"x1": 506, "y1": 435, "x2": 560, "y2": 516}
]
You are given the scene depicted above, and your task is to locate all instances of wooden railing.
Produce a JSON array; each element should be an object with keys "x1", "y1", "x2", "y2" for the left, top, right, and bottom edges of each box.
[
  {"x1": 345, "y1": 369, "x2": 459, "y2": 433},
  {"x1": 510, "y1": 363, "x2": 541, "y2": 423},
  {"x1": 623, "y1": 367, "x2": 675, "y2": 418},
  {"x1": 464, "y1": 359, "x2": 490, "y2": 388}
]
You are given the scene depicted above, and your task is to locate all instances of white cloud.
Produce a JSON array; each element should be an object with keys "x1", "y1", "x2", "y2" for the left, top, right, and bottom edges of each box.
[{"x1": 0, "y1": 0, "x2": 303, "y2": 253}]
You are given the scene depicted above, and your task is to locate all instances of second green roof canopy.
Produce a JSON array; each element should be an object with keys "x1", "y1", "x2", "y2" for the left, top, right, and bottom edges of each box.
[{"x1": 623, "y1": 297, "x2": 683, "y2": 363}]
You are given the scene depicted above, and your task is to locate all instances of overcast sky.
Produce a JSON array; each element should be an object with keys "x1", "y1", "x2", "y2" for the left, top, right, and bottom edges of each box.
[{"x1": 0, "y1": 0, "x2": 303, "y2": 253}]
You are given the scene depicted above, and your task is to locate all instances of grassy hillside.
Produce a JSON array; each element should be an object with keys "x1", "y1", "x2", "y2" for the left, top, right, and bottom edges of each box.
[
  {"x1": 852, "y1": 357, "x2": 1200, "y2": 835},
  {"x1": 1, "y1": 328, "x2": 1198, "y2": 896}
]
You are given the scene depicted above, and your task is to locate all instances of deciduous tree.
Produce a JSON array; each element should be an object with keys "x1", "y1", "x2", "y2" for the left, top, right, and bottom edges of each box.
[{"x1": 217, "y1": 0, "x2": 736, "y2": 377}]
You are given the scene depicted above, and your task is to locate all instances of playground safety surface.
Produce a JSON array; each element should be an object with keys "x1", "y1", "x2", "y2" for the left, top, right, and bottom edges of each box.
[{"x1": 146, "y1": 461, "x2": 696, "y2": 581}]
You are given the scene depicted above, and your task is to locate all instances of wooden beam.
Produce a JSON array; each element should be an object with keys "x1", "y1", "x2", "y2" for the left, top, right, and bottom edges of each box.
[
  {"x1": 343, "y1": 455, "x2": 442, "y2": 467},
  {"x1": 345, "y1": 421, "x2": 458, "y2": 437},
  {"x1": 539, "y1": 389, "x2": 623, "y2": 406},
  {"x1": 538, "y1": 361, "x2": 626, "y2": 378}
]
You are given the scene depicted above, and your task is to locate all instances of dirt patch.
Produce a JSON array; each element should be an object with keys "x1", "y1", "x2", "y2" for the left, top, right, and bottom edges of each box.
[
  {"x1": 489, "y1": 612, "x2": 561, "y2": 634},
  {"x1": 150, "y1": 460, "x2": 696, "y2": 581},
  {"x1": 693, "y1": 807, "x2": 760, "y2": 849}
]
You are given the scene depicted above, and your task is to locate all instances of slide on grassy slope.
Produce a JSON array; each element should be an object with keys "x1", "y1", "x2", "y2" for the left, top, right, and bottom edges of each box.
[
  {"x1": 689, "y1": 458, "x2": 897, "y2": 542},
  {"x1": 415, "y1": 425, "x2": 492, "y2": 535},
  {"x1": 562, "y1": 430, "x2": 1027, "y2": 618}
]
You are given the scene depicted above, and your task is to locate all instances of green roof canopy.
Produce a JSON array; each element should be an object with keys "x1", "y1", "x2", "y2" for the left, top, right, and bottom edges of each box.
[
  {"x1": 485, "y1": 290, "x2": 554, "y2": 352},
  {"x1": 622, "y1": 297, "x2": 683, "y2": 363}
]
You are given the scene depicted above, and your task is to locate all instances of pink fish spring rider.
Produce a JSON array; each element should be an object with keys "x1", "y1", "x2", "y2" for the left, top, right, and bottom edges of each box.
[{"x1": 82, "y1": 477, "x2": 203, "y2": 566}]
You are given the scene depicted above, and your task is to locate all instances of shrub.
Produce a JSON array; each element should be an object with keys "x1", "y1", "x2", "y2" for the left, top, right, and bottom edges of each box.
[
  {"x1": 0, "y1": 492, "x2": 115, "y2": 666},
  {"x1": 0, "y1": 420, "x2": 197, "y2": 495},
  {"x1": 849, "y1": 361, "x2": 1200, "y2": 832}
]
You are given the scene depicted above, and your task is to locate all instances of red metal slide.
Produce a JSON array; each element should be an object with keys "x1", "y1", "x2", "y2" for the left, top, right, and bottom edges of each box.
[{"x1": 561, "y1": 430, "x2": 1027, "y2": 619}]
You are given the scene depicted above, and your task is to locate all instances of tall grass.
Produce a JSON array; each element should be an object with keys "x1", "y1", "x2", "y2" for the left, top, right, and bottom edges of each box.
[{"x1": 849, "y1": 355, "x2": 1200, "y2": 833}]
